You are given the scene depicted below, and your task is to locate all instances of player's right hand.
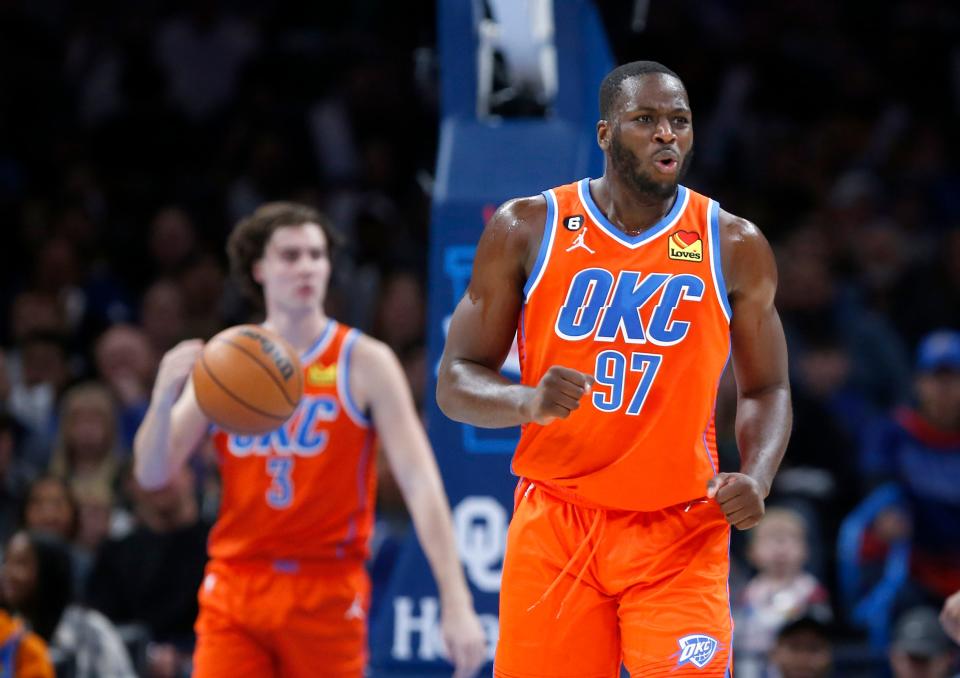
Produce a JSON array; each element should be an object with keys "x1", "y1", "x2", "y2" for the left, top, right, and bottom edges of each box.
[
  {"x1": 153, "y1": 339, "x2": 204, "y2": 400},
  {"x1": 522, "y1": 365, "x2": 593, "y2": 425}
]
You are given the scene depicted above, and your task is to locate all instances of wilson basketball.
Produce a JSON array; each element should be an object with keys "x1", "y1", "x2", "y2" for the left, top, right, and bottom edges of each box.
[{"x1": 193, "y1": 325, "x2": 304, "y2": 435}]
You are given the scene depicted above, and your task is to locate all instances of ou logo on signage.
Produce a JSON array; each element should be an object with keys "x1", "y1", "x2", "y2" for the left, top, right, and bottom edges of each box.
[{"x1": 453, "y1": 497, "x2": 507, "y2": 592}]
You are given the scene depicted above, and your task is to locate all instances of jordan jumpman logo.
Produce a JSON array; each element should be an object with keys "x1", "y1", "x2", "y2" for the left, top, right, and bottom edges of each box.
[
  {"x1": 566, "y1": 226, "x2": 595, "y2": 254},
  {"x1": 344, "y1": 592, "x2": 365, "y2": 620}
]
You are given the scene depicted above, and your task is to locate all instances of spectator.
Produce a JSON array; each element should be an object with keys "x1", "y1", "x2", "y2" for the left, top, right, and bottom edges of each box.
[
  {"x1": 154, "y1": 5, "x2": 259, "y2": 122},
  {"x1": 860, "y1": 329, "x2": 960, "y2": 606},
  {"x1": 889, "y1": 607, "x2": 956, "y2": 678},
  {"x1": 87, "y1": 465, "x2": 210, "y2": 677},
  {"x1": 372, "y1": 270, "x2": 426, "y2": 353},
  {"x1": 767, "y1": 615, "x2": 835, "y2": 678},
  {"x1": 146, "y1": 208, "x2": 199, "y2": 280},
  {"x1": 893, "y1": 228, "x2": 960, "y2": 348},
  {"x1": 93, "y1": 324, "x2": 157, "y2": 448},
  {"x1": 776, "y1": 226, "x2": 912, "y2": 409},
  {"x1": 0, "y1": 530, "x2": 135, "y2": 677},
  {"x1": 734, "y1": 508, "x2": 832, "y2": 677},
  {"x1": 48, "y1": 382, "x2": 131, "y2": 572},
  {"x1": 21, "y1": 476, "x2": 79, "y2": 544},
  {"x1": 0, "y1": 413, "x2": 32, "y2": 545},
  {"x1": 778, "y1": 328, "x2": 866, "y2": 576},
  {"x1": 21, "y1": 475, "x2": 94, "y2": 605},
  {"x1": 49, "y1": 382, "x2": 124, "y2": 494},
  {"x1": 7, "y1": 331, "x2": 71, "y2": 461},
  {"x1": 139, "y1": 280, "x2": 187, "y2": 355},
  {"x1": 175, "y1": 254, "x2": 225, "y2": 339}
]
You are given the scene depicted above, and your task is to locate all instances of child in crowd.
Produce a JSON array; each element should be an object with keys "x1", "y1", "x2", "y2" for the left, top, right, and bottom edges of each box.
[{"x1": 734, "y1": 507, "x2": 832, "y2": 677}]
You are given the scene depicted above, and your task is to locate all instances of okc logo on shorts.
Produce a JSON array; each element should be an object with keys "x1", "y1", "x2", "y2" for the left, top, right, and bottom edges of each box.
[{"x1": 674, "y1": 634, "x2": 719, "y2": 669}]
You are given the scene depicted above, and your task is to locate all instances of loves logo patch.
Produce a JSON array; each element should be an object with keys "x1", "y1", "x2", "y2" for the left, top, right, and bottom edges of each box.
[
  {"x1": 668, "y1": 229, "x2": 703, "y2": 262},
  {"x1": 308, "y1": 363, "x2": 337, "y2": 386}
]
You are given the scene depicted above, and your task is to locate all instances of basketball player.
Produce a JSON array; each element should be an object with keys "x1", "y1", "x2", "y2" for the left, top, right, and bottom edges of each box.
[
  {"x1": 437, "y1": 61, "x2": 791, "y2": 676},
  {"x1": 134, "y1": 203, "x2": 486, "y2": 677}
]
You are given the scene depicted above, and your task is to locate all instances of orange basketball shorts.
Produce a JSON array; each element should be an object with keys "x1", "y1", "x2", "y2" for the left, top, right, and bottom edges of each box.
[
  {"x1": 495, "y1": 479, "x2": 733, "y2": 678},
  {"x1": 193, "y1": 558, "x2": 370, "y2": 678}
]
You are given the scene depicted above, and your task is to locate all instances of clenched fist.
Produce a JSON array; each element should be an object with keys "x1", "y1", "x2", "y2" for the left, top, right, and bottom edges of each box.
[
  {"x1": 521, "y1": 366, "x2": 594, "y2": 425},
  {"x1": 707, "y1": 472, "x2": 766, "y2": 530}
]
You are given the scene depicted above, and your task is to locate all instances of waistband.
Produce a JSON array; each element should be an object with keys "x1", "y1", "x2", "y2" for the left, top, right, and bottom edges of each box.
[
  {"x1": 535, "y1": 479, "x2": 709, "y2": 514},
  {"x1": 210, "y1": 556, "x2": 364, "y2": 576}
]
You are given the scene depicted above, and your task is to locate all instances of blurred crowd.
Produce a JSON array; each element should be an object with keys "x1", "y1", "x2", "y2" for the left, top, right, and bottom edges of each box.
[{"x1": 0, "y1": 0, "x2": 957, "y2": 676}]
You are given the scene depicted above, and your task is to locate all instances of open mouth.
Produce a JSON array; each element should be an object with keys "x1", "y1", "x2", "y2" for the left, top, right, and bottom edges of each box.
[{"x1": 654, "y1": 154, "x2": 679, "y2": 173}]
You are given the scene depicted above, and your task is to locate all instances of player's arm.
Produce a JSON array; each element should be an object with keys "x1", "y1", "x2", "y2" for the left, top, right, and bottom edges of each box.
[
  {"x1": 706, "y1": 212, "x2": 792, "y2": 530},
  {"x1": 133, "y1": 340, "x2": 210, "y2": 490},
  {"x1": 437, "y1": 197, "x2": 592, "y2": 428},
  {"x1": 353, "y1": 336, "x2": 486, "y2": 678}
]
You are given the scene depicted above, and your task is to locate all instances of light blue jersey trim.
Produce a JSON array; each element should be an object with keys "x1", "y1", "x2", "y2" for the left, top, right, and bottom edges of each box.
[
  {"x1": 338, "y1": 329, "x2": 371, "y2": 427},
  {"x1": 578, "y1": 178, "x2": 689, "y2": 249},
  {"x1": 301, "y1": 319, "x2": 337, "y2": 364},
  {"x1": 708, "y1": 200, "x2": 733, "y2": 321},
  {"x1": 523, "y1": 190, "x2": 559, "y2": 301}
]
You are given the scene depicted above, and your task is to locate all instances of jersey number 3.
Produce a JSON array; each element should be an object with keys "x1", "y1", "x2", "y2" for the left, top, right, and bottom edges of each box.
[
  {"x1": 266, "y1": 457, "x2": 295, "y2": 509},
  {"x1": 592, "y1": 350, "x2": 662, "y2": 415}
]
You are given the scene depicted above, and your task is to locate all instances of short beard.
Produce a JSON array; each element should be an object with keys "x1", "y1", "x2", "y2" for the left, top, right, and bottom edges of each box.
[{"x1": 609, "y1": 131, "x2": 692, "y2": 201}]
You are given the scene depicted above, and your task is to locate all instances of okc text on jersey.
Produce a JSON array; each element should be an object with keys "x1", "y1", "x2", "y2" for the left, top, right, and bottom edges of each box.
[
  {"x1": 227, "y1": 395, "x2": 339, "y2": 456},
  {"x1": 555, "y1": 268, "x2": 704, "y2": 345}
]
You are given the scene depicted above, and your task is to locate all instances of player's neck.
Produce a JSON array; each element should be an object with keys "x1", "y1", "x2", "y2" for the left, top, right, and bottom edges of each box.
[
  {"x1": 263, "y1": 307, "x2": 330, "y2": 354},
  {"x1": 592, "y1": 175, "x2": 678, "y2": 236}
]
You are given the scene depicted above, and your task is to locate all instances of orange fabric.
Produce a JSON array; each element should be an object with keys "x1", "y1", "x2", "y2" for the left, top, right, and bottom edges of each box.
[
  {"x1": 495, "y1": 480, "x2": 733, "y2": 677},
  {"x1": 515, "y1": 180, "x2": 730, "y2": 510},
  {"x1": 193, "y1": 559, "x2": 370, "y2": 678},
  {"x1": 209, "y1": 321, "x2": 378, "y2": 562},
  {"x1": 0, "y1": 611, "x2": 55, "y2": 678}
]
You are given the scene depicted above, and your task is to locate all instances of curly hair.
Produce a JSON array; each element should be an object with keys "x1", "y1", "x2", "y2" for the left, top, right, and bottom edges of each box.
[{"x1": 227, "y1": 201, "x2": 342, "y2": 306}]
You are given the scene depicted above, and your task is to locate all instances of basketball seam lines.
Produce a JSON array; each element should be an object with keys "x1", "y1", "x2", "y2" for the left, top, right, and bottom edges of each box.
[
  {"x1": 199, "y1": 354, "x2": 290, "y2": 421},
  {"x1": 216, "y1": 337, "x2": 299, "y2": 408}
]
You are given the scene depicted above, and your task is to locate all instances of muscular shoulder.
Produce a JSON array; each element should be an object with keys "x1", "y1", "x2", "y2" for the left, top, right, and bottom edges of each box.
[
  {"x1": 488, "y1": 195, "x2": 547, "y2": 235},
  {"x1": 718, "y1": 208, "x2": 776, "y2": 300},
  {"x1": 479, "y1": 195, "x2": 548, "y2": 277}
]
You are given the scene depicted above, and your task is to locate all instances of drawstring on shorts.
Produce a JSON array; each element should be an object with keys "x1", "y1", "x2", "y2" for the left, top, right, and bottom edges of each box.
[{"x1": 527, "y1": 508, "x2": 606, "y2": 619}]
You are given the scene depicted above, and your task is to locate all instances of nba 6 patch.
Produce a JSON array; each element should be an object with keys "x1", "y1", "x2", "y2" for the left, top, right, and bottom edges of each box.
[
  {"x1": 668, "y1": 230, "x2": 702, "y2": 261},
  {"x1": 674, "y1": 634, "x2": 719, "y2": 669}
]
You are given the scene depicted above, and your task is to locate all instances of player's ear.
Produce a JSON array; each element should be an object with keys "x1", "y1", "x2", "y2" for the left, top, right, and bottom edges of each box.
[
  {"x1": 597, "y1": 119, "x2": 610, "y2": 150},
  {"x1": 252, "y1": 259, "x2": 264, "y2": 284}
]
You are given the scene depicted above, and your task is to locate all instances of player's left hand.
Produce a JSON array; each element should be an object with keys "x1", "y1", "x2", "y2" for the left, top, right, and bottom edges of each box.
[
  {"x1": 706, "y1": 472, "x2": 766, "y2": 530},
  {"x1": 441, "y1": 603, "x2": 487, "y2": 678}
]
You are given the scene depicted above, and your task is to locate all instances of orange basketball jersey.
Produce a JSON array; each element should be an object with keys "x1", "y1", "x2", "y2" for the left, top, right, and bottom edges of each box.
[
  {"x1": 209, "y1": 321, "x2": 377, "y2": 563},
  {"x1": 514, "y1": 179, "x2": 731, "y2": 511}
]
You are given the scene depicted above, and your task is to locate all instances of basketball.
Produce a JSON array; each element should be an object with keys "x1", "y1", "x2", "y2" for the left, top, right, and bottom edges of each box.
[{"x1": 192, "y1": 325, "x2": 304, "y2": 435}]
